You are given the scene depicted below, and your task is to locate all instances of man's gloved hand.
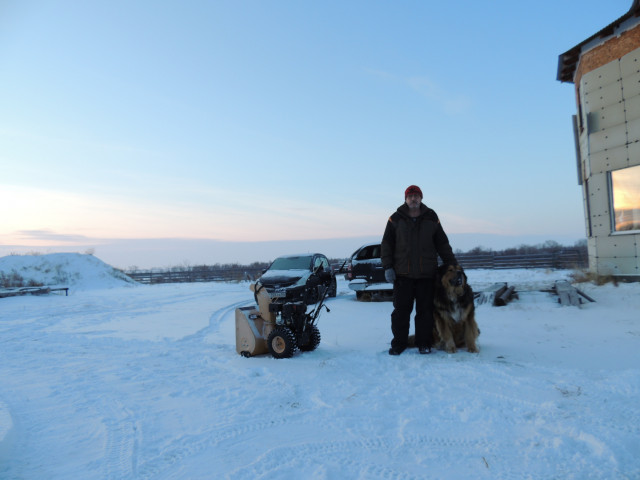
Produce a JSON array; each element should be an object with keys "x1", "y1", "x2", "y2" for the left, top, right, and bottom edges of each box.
[{"x1": 384, "y1": 268, "x2": 396, "y2": 283}]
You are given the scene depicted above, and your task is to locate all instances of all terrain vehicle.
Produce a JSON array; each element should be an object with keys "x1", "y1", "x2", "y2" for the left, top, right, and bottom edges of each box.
[{"x1": 235, "y1": 269, "x2": 332, "y2": 359}]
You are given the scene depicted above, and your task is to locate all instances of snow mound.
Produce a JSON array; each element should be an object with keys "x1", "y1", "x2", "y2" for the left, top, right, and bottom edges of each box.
[{"x1": 0, "y1": 253, "x2": 136, "y2": 290}]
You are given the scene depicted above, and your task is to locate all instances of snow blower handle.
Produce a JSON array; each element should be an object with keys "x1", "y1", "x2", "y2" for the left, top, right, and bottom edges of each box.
[{"x1": 307, "y1": 274, "x2": 332, "y2": 322}]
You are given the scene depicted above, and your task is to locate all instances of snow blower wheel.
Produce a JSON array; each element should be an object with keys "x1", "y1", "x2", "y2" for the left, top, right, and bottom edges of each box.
[
  {"x1": 298, "y1": 325, "x2": 321, "y2": 352},
  {"x1": 267, "y1": 326, "x2": 297, "y2": 359}
]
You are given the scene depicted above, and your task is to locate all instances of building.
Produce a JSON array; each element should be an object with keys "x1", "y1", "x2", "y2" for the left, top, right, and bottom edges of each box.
[{"x1": 557, "y1": 1, "x2": 640, "y2": 279}]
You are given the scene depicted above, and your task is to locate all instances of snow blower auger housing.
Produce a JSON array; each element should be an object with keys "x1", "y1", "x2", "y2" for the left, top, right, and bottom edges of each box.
[{"x1": 235, "y1": 269, "x2": 332, "y2": 359}]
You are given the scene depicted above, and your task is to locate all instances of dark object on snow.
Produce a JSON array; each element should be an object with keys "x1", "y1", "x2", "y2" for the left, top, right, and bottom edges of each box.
[
  {"x1": 0, "y1": 286, "x2": 69, "y2": 298},
  {"x1": 553, "y1": 280, "x2": 596, "y2": 306},
  {"x1": 476, "y1": 283, "x2": 518, "y2": 306}
]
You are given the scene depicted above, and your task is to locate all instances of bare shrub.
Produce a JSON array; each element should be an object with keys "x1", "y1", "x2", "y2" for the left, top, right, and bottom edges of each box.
[{"x1": 570, "y1": 270, "x2": 618, "y2": 286}]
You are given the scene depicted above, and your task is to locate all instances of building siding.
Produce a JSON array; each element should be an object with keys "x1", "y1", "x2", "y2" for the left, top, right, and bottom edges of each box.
[{"x1": 575, "y1": 39, "x2": 640, "y2": 277}]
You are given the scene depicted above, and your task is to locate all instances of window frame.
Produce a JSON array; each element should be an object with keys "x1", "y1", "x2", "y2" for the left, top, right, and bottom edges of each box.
[{"x1": 608, "y1": 165, "x2": 640, "y2": 234}]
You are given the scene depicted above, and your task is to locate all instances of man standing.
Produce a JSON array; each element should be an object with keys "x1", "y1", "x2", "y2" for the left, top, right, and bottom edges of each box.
[{"x1": 381, "y1": 185, "x2": 458, "y2": 355}]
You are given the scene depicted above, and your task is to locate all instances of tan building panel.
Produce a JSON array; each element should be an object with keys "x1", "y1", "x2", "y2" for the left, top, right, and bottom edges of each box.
[
  {"x1": 595, "y1": 254, "x2": 640, "y2": 276},
  {"x1": 621, "y1": 69, "x2": 640, "y2": 98},
  {"x1": 587, "y1": 102, "x2": 626, "y2": 132},
  {"x1": 591, "y1": 218, "x2": 612, "y2": 236},
  {"x1": 583, "y1": 80, "x2": 623, "y2": 113},
  {"x1": 594, "y1": 234, "x2": 638, "y2": 257},
  {"x1": 624, "y1": 93, "x2": 640, "y2": 123},
  {"x1": 581, "y1": 60, "x2": 621, "y2": 94},
  {"x1": 588, "y1": 122, "x2": 627, "y2": 153},
  {"x1": 588, "y1": 196, "x2": 612, "y2": 234},
  {"x1": 620, "y1": 48, "x2": 640, "y2": 78},
  {"x1": 587, "y1": 174, "x2": 611, "y2": 235},
  {"x1": 589, "y1": 144, "x2": 628, "y2": 174},
  {"x1": 625, "y1": 92, "x2": 640, "y2": 123},
  {"x1": 627, "y1": 141, "x2": 640, "y2": 167},
  {"x1": 626, "y1": 116, "x2": 640, "y2": 143},
  {"x1": 579, "y1": 87, "x2": 589, "y2": 127}
]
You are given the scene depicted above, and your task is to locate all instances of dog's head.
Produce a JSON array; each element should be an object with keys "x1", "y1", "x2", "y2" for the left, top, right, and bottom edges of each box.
[{"x1": 438, "y1": 264, "x2": 467, "y2": 296}]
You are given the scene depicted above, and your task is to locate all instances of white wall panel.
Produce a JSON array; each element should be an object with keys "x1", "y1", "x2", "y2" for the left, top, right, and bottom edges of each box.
[
  {"x1": 620, "y1": 48, "x2": 640, "y2": 78},
  {"x1": 583, "y1": 80, "x2": 623, "y2": 112},
  {"x1": 621, "y1": 70, "x2": 640, "y2": 98},
  {"x1": 626, "y1": 116, "x2": 640, "y2": 143},
  {"x1": 595, "y1": 234, "x2": 638, "y2": 257},
  {"x1": 589, "y1": 144, "x2": 628, "y2": 173},
  {"x1": 589, "y1": 122, "x2": 627, "y2": 153},
  {"x1": 595, "y1": 254, "x2": 640, "y2": 276},
  {"x1": 587, "y1": 173, "x2": 611, "y2": 236},
  {"x1": 581, "y1": 60, "x2": 621, "y2": 94},
  {"x1": 588, "y1": 102, "x2": 626, "y2": 132},
  {"x1": 624, "y1": 94, "x2": 640, "y2": 123},
  {"x1": 626, "y1": 141, "x2": 640, "y2": 167}
]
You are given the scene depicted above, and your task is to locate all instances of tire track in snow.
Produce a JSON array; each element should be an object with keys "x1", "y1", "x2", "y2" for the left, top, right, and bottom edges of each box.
[
  {"x1": 179, "y1": 299, "x2": 250, "y2": 344},
  {"x1": 102, "y1": 399, "x2": 140, "y2": 480},
  {"x1": 228, "y1": 434, "x2": 493, "y2": 480},
  {"x1": 135, "y1": 412, "x2": 321, "y2": 480}
]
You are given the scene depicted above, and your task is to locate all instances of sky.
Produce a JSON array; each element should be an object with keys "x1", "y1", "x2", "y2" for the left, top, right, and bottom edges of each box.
[{"x1": 0, "y1": 0, "x2": 634, "y2": 267}]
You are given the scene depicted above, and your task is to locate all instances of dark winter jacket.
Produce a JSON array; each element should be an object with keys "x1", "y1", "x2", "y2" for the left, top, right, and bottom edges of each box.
[{"x1": 381, "y1": 203, "x2": 457, "y2": 279}]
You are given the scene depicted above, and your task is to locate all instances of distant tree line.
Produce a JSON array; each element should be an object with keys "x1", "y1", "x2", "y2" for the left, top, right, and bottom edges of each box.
[
  {"x1": 455, "y1": 239, "x2": 587, "y2": 257},
  {"x1": 125, "y1": 261, "x2": 270, "y2": 274}
]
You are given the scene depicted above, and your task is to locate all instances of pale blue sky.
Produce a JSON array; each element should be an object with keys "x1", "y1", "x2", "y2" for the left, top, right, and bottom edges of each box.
[{"x1": 0, "y1": 1, "x2": 633, "y2": 265}]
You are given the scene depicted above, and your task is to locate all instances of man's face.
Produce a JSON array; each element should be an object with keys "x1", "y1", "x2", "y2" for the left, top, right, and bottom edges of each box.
[{"x1": 405, "y1": 193, "x2": 421, "y2": 209}]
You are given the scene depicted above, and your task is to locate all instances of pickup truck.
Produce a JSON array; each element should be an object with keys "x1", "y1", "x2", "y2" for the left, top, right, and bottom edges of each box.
[{"x1": 344, "y1": 243, "x2": 393, "y2": 300}]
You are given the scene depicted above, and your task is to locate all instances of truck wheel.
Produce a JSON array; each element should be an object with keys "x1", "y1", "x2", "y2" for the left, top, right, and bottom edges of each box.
[
  {"x1": 298, "y1": 325, "x2": 321, "y2": 352},
  {"x1": 329, "y1": 278, "x2": 337, "y2": 297},
  {"x1": 267, "y1": 326, "x2": 297, "y2": 359}
]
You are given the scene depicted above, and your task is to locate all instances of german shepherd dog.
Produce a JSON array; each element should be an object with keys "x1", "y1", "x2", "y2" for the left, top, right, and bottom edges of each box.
[{"x1": 433, "y1": 264, "x2": 479, "y2": 353}]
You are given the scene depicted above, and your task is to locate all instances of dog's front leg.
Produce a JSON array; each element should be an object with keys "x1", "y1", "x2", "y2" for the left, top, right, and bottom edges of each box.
[
  {"x1": 464, "y1": 307, "x2": 479, "y2": 353},
  {"x1": 435, "y1": 311, "x2": 456, "y2": 353},
  {"x1": 465, "y1": 330, "x2": 479, "y2": 353}
]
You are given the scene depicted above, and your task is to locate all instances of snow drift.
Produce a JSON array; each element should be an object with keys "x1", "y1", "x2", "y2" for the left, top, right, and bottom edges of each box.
[{"x1": 0, "y1": 253, "x2": 135, "y2": 290}]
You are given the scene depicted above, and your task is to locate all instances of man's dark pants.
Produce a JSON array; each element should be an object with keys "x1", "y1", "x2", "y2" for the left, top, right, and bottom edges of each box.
[{"x1": 390, "y1": 276, "x2": 435, "y2": 352}]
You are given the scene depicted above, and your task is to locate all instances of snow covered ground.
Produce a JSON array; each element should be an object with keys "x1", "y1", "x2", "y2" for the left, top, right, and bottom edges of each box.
[{"x1": 0, "y1": 253, "x2": 638, "y2": 479}]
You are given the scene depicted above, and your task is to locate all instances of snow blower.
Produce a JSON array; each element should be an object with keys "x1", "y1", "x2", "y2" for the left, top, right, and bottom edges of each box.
[{"x1": 235, "y1": 269, "x2": 332, "y2": 359}]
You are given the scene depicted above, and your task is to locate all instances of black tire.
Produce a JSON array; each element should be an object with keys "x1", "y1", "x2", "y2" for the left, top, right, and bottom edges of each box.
[
  {"x1": 298, "y1": 325, "x2": 321, "y2": 352},
  {"x1": 328, "y1": 278, "x2": 337, "y2": 298},
  {"x1": 267, "y1": 326, "x2": 297, "y2": 359}
]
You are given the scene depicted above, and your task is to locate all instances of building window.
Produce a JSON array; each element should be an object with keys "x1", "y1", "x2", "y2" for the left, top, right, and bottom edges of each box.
[{"x1": 610, "y1": 165, "x2": 640, "y2": 232}]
